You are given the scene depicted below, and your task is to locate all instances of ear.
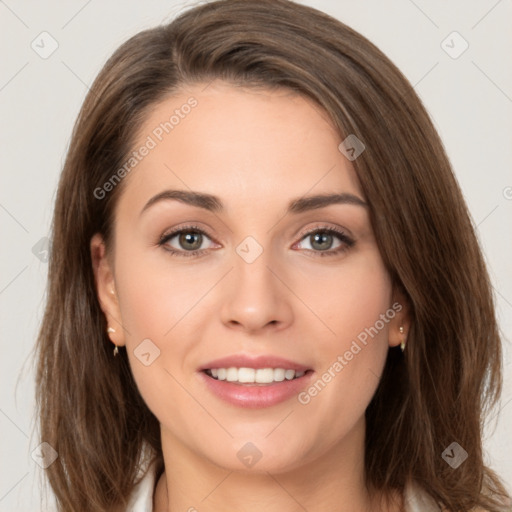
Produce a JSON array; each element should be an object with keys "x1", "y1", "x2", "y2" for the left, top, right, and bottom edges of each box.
[
  {"x1": 90, "y1": 233, "x2": 126, "y2": 348},
  {"x1": 388, "y1": 284, "x2": 411, "y2": 349}
]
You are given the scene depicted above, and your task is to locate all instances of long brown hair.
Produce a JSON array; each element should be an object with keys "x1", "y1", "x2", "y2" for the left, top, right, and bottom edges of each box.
[{"x1": 35, "y1": 0, "x2": 511, "y2": 510}]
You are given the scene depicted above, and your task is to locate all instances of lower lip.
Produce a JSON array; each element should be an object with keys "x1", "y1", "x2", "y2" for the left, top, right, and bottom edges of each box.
[{"x1": 198, "y1": 370, "x2": 315, "y2": 408}]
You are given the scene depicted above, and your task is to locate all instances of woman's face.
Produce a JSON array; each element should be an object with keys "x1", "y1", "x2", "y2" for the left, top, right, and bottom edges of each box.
[{"x1": 92, "y1": 80, "x2": 408, "y2": 473}]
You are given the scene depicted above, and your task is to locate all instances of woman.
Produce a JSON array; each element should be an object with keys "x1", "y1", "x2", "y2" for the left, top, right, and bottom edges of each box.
[{"x1": 35, "y1": 0, "x2": 511, "y2": 511}]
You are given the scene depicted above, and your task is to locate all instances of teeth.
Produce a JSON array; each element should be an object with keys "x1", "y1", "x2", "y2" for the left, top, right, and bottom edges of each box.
[{"x1": 207, "y1": 367, "x2": 306, "y2": 384}]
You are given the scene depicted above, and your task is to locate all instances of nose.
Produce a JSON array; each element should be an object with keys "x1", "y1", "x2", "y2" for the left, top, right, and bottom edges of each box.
[{"x1": 220, "y1": 245, "x2": 294, "y2": 333}]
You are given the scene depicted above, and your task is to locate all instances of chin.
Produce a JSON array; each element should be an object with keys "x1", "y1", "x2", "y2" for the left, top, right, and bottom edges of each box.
[{"x1": 201, "y1": 438, "x2": 311, "y2": 475}]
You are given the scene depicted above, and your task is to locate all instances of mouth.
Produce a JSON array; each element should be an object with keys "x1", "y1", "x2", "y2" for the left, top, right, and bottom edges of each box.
[
  {"x1": 198, "y1": 366, "x2": 316, "y2": 408},
  {"x1": 197, "y1": 354, "x2": 315, "y2": 407},
  {"x1": 202, "y1": 367, "x2": 314, "y2": 386}
]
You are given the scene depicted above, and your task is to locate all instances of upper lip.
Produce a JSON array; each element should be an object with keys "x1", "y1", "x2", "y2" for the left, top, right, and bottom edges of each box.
[{"x1": 198, "y1": 354, "x2": 313, "y2": 372}]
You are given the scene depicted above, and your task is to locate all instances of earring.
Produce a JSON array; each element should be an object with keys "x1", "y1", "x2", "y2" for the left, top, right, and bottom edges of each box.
[
  {"x1": 399, "y1": 326, "x2": 406, "y2": 352},
  {"x1": 107, "y1": 327, "x2": 118, "y2": 356}
]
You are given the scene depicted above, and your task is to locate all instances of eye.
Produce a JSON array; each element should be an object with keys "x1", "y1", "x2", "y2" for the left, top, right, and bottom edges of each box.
[
  {"x1": 294, "y1": 225, "x2": 355, "y2": 257},
  {"x1": 158, "y1": 224, "x2": 216, "y2": 258},
  {"x1": 158, "y1": 224, "x2": 355, "y2": 258}
]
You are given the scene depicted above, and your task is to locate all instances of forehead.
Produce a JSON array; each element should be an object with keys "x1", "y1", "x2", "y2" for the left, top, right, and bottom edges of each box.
[{"x1": 116, "y1": 81, "x2": 364, "y2": 218}]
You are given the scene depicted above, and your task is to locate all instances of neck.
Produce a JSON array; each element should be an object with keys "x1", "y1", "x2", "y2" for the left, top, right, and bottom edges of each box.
[{"x1": 153, "y1": 416, "x2": 399, "y2": 512}]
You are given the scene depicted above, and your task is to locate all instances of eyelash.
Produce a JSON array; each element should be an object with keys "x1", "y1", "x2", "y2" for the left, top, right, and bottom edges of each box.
[{"x1": 157, "y1": 224, "x2": 355, "y2": 258}]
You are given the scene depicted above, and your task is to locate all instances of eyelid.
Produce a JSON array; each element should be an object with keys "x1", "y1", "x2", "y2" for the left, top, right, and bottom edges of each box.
[
  {"x1": 158, "y1": 223, "x2": 216, "y2": 245},
  {"x1": 295, "y1": 223, "x2": 354, "y2": 243}
]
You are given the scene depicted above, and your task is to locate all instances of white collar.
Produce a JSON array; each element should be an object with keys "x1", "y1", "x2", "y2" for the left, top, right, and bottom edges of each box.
[
  {"x1": 125, "y1": 460, "x2": 441, "y2": 512},
  {"x1": 125, "y1": 455, "x2": 157, "y2": 512},
  {"x1": 404, "y1": 480, "x2": 442, "y2": 511}
]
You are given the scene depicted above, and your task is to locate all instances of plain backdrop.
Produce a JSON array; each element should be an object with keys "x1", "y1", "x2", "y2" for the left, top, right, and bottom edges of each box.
[{"x1": 1, "y1": 0, "x2": 511, "y2": 510}]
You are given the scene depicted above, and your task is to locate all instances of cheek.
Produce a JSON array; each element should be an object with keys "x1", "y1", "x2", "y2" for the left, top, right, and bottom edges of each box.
[
  {"x1": 293, "y1": 252, "x2": 392, "y2": 425},
  {"x1": 112, "y1": 245, "x2": 213, "y2": 422},
  {"x1": 115, "y1": 263, "x2": 193, "y2": 426},
  {"x1": 113, "y1": 244, "x2": 206, "y2": 341},
  {"x1": 295, "y1": 250, "x2": 393, "y2": 342}
]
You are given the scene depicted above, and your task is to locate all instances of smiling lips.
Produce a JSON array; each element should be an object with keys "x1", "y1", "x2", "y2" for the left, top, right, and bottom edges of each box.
[{"x1": 198, "y1": 353, "x2": 315, "y2": 408}]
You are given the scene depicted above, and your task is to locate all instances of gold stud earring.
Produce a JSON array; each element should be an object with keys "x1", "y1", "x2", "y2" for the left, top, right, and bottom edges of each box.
[{"x1": 399, "y1": 326, "x2": 406, "y2": 352}]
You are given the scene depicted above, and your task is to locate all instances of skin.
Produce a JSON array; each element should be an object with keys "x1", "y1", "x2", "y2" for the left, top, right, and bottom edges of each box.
[{"x1": 91, "y1": 80, "x2": 410, "y2": 512}]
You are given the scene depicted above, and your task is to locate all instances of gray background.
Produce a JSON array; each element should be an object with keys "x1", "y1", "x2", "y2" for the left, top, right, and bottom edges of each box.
[{"x1": 1, "y1": 0, "x2": 511, "y2": 509}]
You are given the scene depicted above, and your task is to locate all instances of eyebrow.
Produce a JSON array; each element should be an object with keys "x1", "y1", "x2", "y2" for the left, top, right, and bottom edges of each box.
[{"x1": 139, "y1": 189, "x2": 368, "y2": 217}]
